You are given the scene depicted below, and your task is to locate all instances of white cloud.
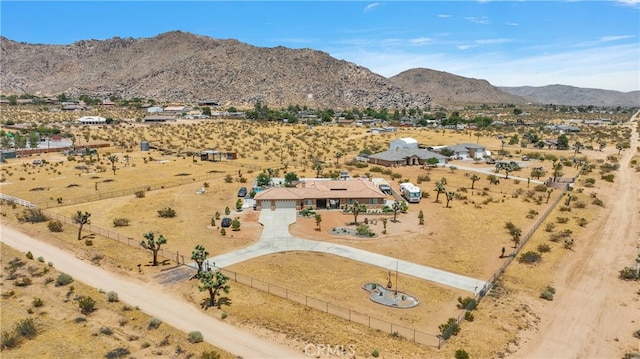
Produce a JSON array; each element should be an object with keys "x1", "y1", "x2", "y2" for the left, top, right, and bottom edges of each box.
[
  {"x1": 437, "y1": 14, "x2": 451, "y2": 18},
  {"x1": 457, "y1": 45, "x2": 476, "y2": 50},
  {"x1": 409, "y1": 37, "x2": 431, "y2": 45},
  {"x1": 505, "y1": 22, "x2": 519, "y2": 26},
  {"x1": 475, "y1": 38, "x2": 512, "y2": 45},
  {"x1": 600, "y1": 35, "x2": 635, "y2": 42},
  {"x1": 364, "y1": 3, "x2": 380, "y2": 12},
  {"x1": 465, "y1": 16, "x2": 490, "y2": 25}
]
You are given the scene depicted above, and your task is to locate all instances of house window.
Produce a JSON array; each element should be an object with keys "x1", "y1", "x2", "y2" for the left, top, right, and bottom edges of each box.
[{"x1": 304, "y1": 200, "x2": 312, "y2": 206}]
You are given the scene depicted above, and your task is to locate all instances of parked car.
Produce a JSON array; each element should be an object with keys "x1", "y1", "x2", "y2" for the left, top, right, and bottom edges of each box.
[
  {"x1": 221, "y1": 217, "x2": 232, "y2": 227},
  {"x1": 237, "y1": 187, "x2": 247, "y2": 197},
  {"x1": 486, "y1": 158, "x2": 496, "y2": 164},
  {"x1": 378, "y1": 184, "x2": 392, "y2": 195}
]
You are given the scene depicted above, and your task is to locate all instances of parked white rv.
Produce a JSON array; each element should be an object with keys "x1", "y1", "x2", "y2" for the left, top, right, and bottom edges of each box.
[{"x1": 399, "y1": 182, "x2": 422, "y2": 203}]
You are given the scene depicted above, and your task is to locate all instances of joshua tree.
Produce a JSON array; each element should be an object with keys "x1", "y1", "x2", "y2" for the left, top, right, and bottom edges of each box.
[
  {"x1": 546, "y1": 189, "x2": 554, "y2": 204},
  {"x1": 107, "y1": 154, "x2": 118, "y2": 175},
  {"x1": 191, "y1": 244, "x2": 209, "y2": 275},
  {"x1": 140, "y1": 231, "x2": 168, "y2": 266},
  {"x1": 573, "y1": 141, "x2": 584, "y2": 156},
  {"x1": 511, "y1": 228, "x2": 522, "y2": 248},
  {"x1": 487, "y1": 174, "x2": 500, "y2": 185},
  {"x1": 334, "y1": 151, "x2": 344, "y2": 165},
  {"x1": 552, "y1": 161, "x2": 564, "y2": 181},
  {"x1": 72, "y1": 211, "x2": 91, "y2": 241},
  {"x1": 198, "y1": 270, "x2": 230, "y2": 307},
  {"x1": 470, "y1": 174, "x2": 481, "y2": 190},
  {"x1": 313, "y1": 160, "x2": 324, "y2": 178},
  {"x1": 314, "y1": 213, "x2": 322, "y2": 231},
  {"x1": 391, "y1": 200, "x2": 403, "y2": 222},
  {"x1": 433, "y1": 180, "x2": 447, "y2": 202},
  {"x1": 347, "y1": 200, "x2": 367, "y2": 224},
  {"x1": 616, "y1": 142, "x2": 630, "y2": 155},
  {"x1": 445, "y1": 191, "x2": 455, "y2": 208}
]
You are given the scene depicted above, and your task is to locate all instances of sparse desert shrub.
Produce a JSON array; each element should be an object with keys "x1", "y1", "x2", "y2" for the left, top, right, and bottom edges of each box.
[
  {"x1": 134, "y1": 190, "x2": 145, "y2": 198},
  {"x1": 200, "y1": 351, "x2": 222, "y2": 359},
  {"x1": 55, "y1": 273, "x2": 73, "y2": 286},
  {"x1": 0, "y1": 330, "x2": 20, "y2": 350},
  {"x1": 371, "y1": 349, "x2": 380, "y2": 358},
  {"x1": 105, "y1": 347, "x2": 130, "y2": 359},
  {"x1": 148, "y1": 317, "x2": 162, "y2": 330},
  {"x1": 112, "y1": 218, "x2": 130, "y2": 227},
  {"x1": 25, "y1": 251, "x2": 33, "y2": 260},
  {"x1": 601, "y1": 173, "x2": 615, "y2": 182},
  {"x1": 577, "y1": 218, "x2": 588, "y2": 227},
  {"x1": 540, "y1": 290, "x2": 554, "y2": 301},
  {"x1": 439, "y1": 318, "x2": 460, "y2": 339},
  {"x1": 455, "y1": 349, "x2": 470, "y2": 359},
  {"x1": 37, "y1": 256, "x2": 44, "y2": 263},
  {"x1": 78, "y1": 296, "x2": 96, "y2": 315},
  {"x1": 14, "y1": 277, "x2": 32, "y2": 287},
  {"x1": 519, "y1": 251, "x2": 541, "y2": 263},
  {"x1": 107, "y1": 291, "x2": 119, "y2": 302},
  {"x1": 544, "y1": 222, "x2": 555, "y2": 232},
  {"x1": 100, "y1": 326, "x2": 113, "y2": 335},
  {"x1": 464, "y1": 311, "x2": 475, "y2": 322},
  {"x1": 592, "y1": 197, "x2": 605, "y2": 207},
  {"x1": 619, "y1": 267, "x2": 639, "y2": 280},
  {"x1": 18, "y1": 208, "x2": 48, "y2": 223},
  {"x1": 556, "y1": 217, "x2": 569, "y2": 224},
  {"x1": 157, "y1": 207, "x2": 176, "y2": 218},
  {"x1": 32, "y1": 297, "x2": 44, "y2": 307},
  {"x1": 47, "y1": 220, "x2": 63, "y2": 232},
  {"x1": 457, "y1": 296, "x2": 476, "y2": 310},
  {"x1": 15, "y1": 318, "x2": 37, "y2": 339},
  {"x1": 537, "y1": 243, "x2": 551, "y2": 253},
  {"x1": 188, "y1": 331, "x2": 204, "y2": 343},
  {"x1": 573, "y1": 201, "x2": 587, "y2": 209}
]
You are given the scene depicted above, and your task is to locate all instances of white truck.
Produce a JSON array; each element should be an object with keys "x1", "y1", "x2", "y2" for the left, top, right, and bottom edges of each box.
[{"x1": 399, "y1": 182, "x2": 422, "y2": 203}]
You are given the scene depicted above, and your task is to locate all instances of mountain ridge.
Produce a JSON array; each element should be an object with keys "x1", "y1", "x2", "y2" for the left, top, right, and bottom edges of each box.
[{"x1": 1, "y1": 31, "x2": 636, "y2": 108}]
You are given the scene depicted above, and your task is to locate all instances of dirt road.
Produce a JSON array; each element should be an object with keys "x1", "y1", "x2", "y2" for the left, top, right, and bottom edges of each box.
[
  {"x1": 0, "y1": 226, "x2": 301, "y2": 359},
  {"x1": 515, "y1": 114, "x2": 640, "y2": 358}
]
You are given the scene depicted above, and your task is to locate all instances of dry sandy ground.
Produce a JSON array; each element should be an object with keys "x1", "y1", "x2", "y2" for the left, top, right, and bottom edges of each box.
[
  {"x1": 0, "y1": 225, "x2": 301, "y2": 359},
  {"x1": 513, "y1": 116, "x2": 640, "y2": 358}
]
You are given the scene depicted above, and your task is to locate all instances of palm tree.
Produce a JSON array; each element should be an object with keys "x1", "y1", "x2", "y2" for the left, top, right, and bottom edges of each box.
[{"x1": 470, "y1": 174, "x2": 480, "y2": 190}]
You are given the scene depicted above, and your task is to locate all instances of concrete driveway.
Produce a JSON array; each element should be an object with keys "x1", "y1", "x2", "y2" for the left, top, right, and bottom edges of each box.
[{"x1": 200, "y1": 208, "x2": 487, "y2": 293}]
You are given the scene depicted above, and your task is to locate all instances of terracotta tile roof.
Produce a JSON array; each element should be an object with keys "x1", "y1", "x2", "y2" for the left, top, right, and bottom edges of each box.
[{"x1": 254, "y1": 178, "x2": 386, "y2": 201}]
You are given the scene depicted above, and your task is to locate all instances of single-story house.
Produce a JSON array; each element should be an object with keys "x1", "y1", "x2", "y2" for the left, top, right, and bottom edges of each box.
[
  {"x1": 77, "y1": 116, "x2": 107, "y2": 125},
  {"x1": 389, "y1": 137, "x2": 418, "y2": 150},
  {"x1": 254, "y1": 178, "x2": 387, "y2": 210},
  {"x1": 440, "y1": 143, "x2": 486, "y2": 160},
  {"x1": 368, "y1": 148, "x2": 447, "y2": 167},
  {"x1": 200, "y1": 149, "x2": 237, "y2": 161},
  {"x1": 147, "y1": 106, "x2": 164, "y2": 113},
  {"x1": 163, "y1": 106, "x2": 187, "y2": 114}
]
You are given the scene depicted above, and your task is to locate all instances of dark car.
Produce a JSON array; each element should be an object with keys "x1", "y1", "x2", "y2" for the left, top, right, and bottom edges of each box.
[
  {"x1": 237, "y1": 187, "x2": 247, "y2": 197},
  {"x1": 221, "y1": 217, "x2": 232, "y2": 228},
  {"x1": 378, "y1": 184, "x2": 392, "y2": 195}
]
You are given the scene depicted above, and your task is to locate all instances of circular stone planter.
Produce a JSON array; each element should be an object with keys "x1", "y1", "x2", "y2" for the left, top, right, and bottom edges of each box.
[{"x1": 362, "y1": 282, "x2": 419, "y2": 308}]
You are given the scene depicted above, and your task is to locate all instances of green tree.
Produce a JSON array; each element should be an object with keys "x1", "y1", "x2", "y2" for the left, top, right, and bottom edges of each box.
[
  {"x1": 191, "y1": 244, "x2": 209, "y2": 275},
  {"x1": 231, "y1": 218, "x2": 241, "y2": 231},
  {"x1": 616, "y1": 142, "x2": 630, "y2": 155},
  {"x1": 418, "y1": 210, "x2": 424, "y2": 225},
  {"x1": 284, "y1": 172, "x2": 299, "y2": 187},
  {"x1": 426, "y1": 157, "x2": 440, "y2": 167},
  {"x1": 530, "y1": 167, "x2": 546, "y2": 179},
  {"x1": 557, "y1": 134, "x2": 569, "y2": 150},
  {"x1": 487, "y1": 174, "x2": 500, "y2": 185},
  {"x1": 256, "y1": 172, "x2": 271, "y2": 187},
  {"x1": 72, "y1": 211, "x2": 91, "y2": 241},
  {"x1": 28, "y1": 132, "x2": 40, "y2": 149},
  {"x1": 198, "y1": 270, "x2": 230, "y2": 307},
  {"x1": 235, "y1": 198, "x2": 243, "y2": 211},
  {"x1": 78, "y1": 296, "x2": 96, "y2": 315},
  {"x1": 201, "y1": 106, "x2": 211, "y2": 116},
  {"x1": 347, "y1": 200, "x2": 367, "y2": 224},
  {"x1": 140, "y1": 232, "x2": 167, "y2": 266}
]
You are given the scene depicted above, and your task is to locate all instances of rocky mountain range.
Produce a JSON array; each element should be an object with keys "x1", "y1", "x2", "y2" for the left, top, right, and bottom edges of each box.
[
  {"x1": 499, "y1": 85, "x2": 639, "y2": 107},
  {"x1": 1, "y1": 31, "x2": 636, "y2": 108}
]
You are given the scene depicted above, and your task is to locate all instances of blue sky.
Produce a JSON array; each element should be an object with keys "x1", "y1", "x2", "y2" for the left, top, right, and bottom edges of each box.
[{"x1": 2, "y1": 1, "x2": 639, "y2": 92}]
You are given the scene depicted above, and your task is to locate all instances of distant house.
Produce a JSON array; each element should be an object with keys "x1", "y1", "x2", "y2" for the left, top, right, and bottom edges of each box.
[
  {"x1": 77, "y1": 116, "x2": 107, "y2": 125},
  {"x1": 368, "y1": 148, "x2": 447, "y2": 167},
  {"x1": 368, "y1": 137, "x2": 447, "y2": 166},
  {"x1": 439, "y1": 143, "x2": 486, "y2": 160},
  {"x1": 253, "y1": 178, "x2": 386, "y2": 210},
  {"x1": 146, "y1": 106, "x2": 164, "y2": 113},
  {"x1": 62, "y1": 104, "x2": 87, "y2": 111},
  {"x1": 143, "y1": 115, "x2": 175, "y2": 123},
  {"x1": 200, "y1": 149, "x2": 237, "y2": 161},
  {"x1": 163, "y1": 106, "x2": 187, "y2": 114},
  {"x1": 197, "y1": 100, "x2": 219, "y2": 107}
]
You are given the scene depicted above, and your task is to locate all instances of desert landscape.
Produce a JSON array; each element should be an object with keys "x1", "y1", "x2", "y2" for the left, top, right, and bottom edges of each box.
[{"x1": 1, "y1": 100, "x2": 638, "y2": 358}]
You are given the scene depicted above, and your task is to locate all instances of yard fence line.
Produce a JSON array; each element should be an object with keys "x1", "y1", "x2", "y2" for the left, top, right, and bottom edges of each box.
[
  {"x1": 440, "y1": 182, "x2": 570, "y2": 347},
  {"x1": 215, "y1": 267, "x2": 443, "y2": 348},
  {"x1": 5, "y1": 175, "x2": 572, "y2": 349},
  {"x1": 42, "y1": 210, "x2": 186, "y2": 265},
  {"x1": 0, "y1": 193, "x2": 36, "y2": 208}
]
